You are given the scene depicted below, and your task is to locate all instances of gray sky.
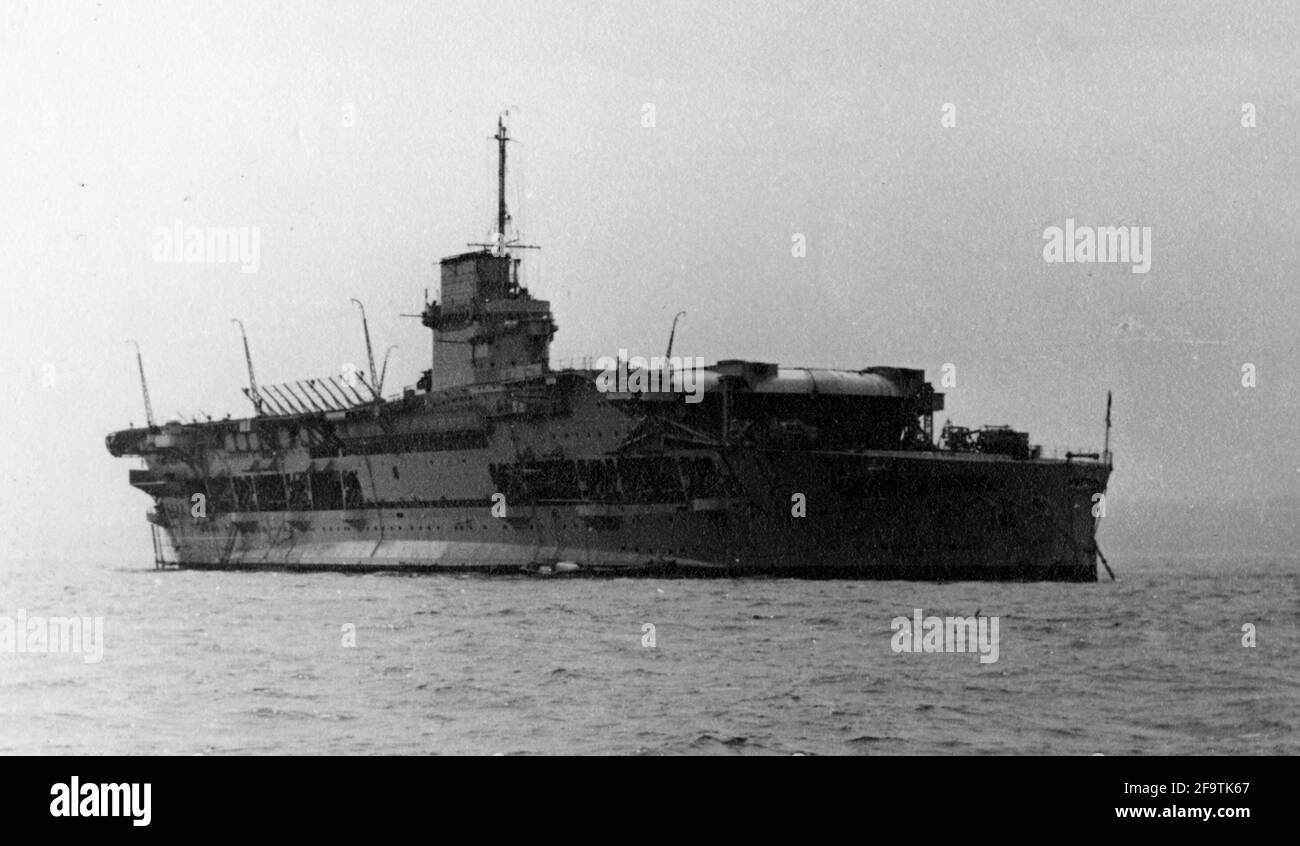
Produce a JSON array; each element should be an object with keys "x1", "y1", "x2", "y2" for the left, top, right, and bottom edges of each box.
[{"x1": 1, "y1": 0, "x2": 1297, "y2": 562}]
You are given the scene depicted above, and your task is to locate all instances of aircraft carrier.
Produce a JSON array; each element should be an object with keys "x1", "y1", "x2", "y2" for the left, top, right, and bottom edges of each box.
[{"x1": 106, "y1": 118, "x2": 1113, "y2": 581}]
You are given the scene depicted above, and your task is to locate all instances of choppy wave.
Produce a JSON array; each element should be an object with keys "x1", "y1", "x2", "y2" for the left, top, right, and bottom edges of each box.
[{"x1": 0, "y1": 556, "x2": 1295, "y2": 754}]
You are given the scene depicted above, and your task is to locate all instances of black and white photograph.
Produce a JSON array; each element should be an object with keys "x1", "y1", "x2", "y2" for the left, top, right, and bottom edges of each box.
[{"x1": 0, "y1": 0, "x2": 1293, "y2": 821}]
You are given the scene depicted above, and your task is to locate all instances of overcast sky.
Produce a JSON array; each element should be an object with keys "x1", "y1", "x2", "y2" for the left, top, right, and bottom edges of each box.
[{"x1": 1, "y1": 0, "x2": 1296, "y2": 562}]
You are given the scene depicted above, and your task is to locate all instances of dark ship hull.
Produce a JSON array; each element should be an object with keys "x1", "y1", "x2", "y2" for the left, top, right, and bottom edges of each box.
[{"x1": 106, "y1": 121, "x2": 1112, "y2": 581}]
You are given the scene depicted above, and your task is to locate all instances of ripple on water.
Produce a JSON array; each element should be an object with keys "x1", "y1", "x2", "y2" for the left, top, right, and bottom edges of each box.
[{"x1": 2, "y1": 559, "x2": 1296, "y2": 754}]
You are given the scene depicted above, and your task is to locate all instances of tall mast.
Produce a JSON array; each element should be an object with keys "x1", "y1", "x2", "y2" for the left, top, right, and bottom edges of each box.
[
  {"x1": 665, "y1": 311, "x2": 686, "y2": 360},
  {"x1": 469, "y1": 114, "x2": 537, "y2": 257},
  {"x1": 1103, "y1": 390, "x2": 1112, "y2": 465},
  {"x1": 495, "y1": 114, "x2": 509, "y2": 254},
  {"x1": 232, "y1": 318, "x2": 263, "y2": 415},
  {"x1": 351, "y1": 298, "x2": 379, "y2": 400},
  {"x1": 127, "y1": 340, "x2": 155, "y2": 428}
]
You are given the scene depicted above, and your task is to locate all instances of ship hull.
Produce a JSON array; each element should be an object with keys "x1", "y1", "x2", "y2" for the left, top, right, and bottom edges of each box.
[{"x1": 149, "y1": 449, "x2": 1110, "y2": 582}]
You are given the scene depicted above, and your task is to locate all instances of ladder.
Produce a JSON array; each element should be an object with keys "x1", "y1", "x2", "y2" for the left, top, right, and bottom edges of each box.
[{"x1": 149, "y1": 523, "x2": 167, "y2": 569}]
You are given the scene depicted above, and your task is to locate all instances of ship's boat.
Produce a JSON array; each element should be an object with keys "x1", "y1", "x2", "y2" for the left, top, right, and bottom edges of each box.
[{"x1": 106, "y1": 119, "x2": 1112, "y2": 580}]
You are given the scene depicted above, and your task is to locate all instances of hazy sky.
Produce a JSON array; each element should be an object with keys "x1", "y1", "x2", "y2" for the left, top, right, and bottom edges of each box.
[{"x1": 1, "y1": 0, "x2": 1296, "y2": 562}]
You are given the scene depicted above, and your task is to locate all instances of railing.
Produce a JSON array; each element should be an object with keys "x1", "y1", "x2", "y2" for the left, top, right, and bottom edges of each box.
[
  {"x1": 927, "y1": 444, "x2": 1111, "y2": 463},
  {"x1": 1036, "y1": 446, "x2": 1111, "y2": 463},
  {"x1": 552, "y1": 355, "x2": 714, "y2": 372},
  {"x1": 550, "y1": 356, "x2": 603, "y2": 372}
]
